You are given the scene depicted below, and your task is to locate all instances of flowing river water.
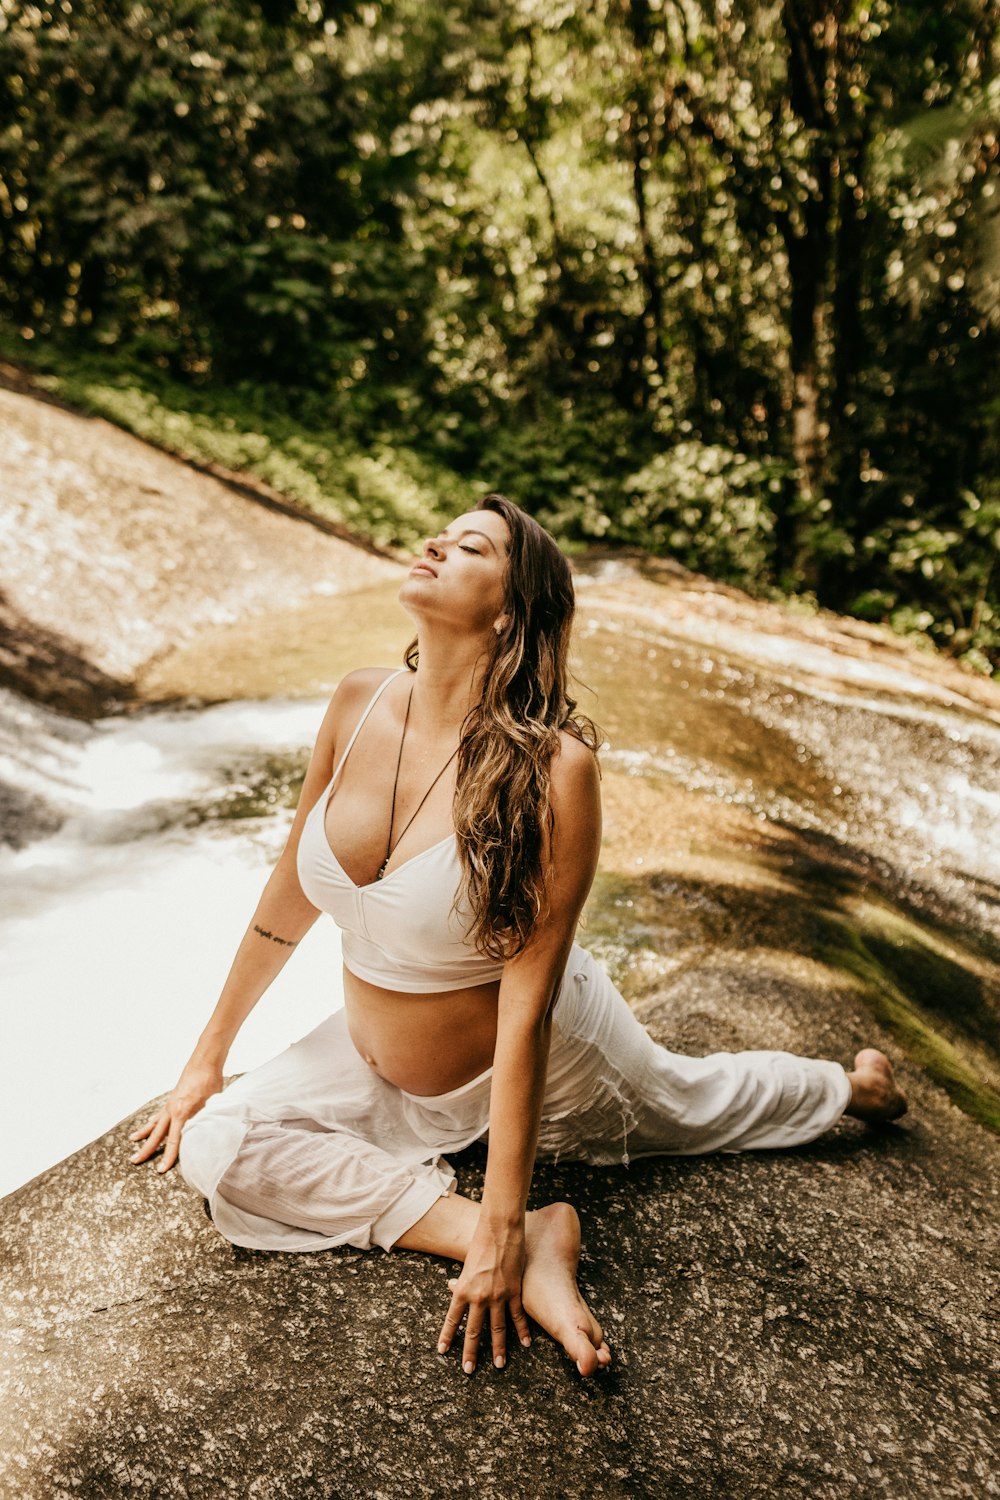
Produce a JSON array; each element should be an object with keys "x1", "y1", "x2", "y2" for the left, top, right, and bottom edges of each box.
[{"x1": 3, "y1": 558, "x2": 999, "y2": 1197}]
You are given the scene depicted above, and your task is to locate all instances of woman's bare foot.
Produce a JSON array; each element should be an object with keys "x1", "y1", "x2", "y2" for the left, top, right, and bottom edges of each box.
[
  {"x1": 520, "y1": 1202, "x2": 612, "y2": 1377},
  {"x1": 845, "y1": 1048, "x2": 908, "y2": 1123}
]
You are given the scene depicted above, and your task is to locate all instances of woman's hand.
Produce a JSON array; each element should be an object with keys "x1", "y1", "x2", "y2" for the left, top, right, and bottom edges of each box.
[
  {"x1": 128, "y1": 1057, "x2": 224, "y2": 1173},
  {"x1": 437, "y1": 1217, "x2": 532, "y2": 1373}
]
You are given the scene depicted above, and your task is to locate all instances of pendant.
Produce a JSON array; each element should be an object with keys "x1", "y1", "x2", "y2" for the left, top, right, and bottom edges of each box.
[{"x1": 376, "y1": 858, "x2": 389, "y2": 881}]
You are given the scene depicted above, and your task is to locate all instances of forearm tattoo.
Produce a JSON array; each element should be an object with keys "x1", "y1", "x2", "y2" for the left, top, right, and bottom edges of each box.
[{"x1": 253, "y1": 923, "x2": 298, "y2": 948}]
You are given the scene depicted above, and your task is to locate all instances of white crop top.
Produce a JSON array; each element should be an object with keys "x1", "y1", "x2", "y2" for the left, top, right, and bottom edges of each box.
[{"x1": 296, "y1": 669, "x2": 506, "y2": 993}]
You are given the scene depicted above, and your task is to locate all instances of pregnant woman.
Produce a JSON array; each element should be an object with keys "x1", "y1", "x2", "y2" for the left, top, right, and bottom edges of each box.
[{"x1": 130, "y1": 492, "x2": 906, "y2": 1378}]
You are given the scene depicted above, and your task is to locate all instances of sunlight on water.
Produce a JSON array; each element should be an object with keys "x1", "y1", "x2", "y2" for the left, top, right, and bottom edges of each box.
[{"x1": 0, "y1": 691, "x2": 345, "y2": 1197}]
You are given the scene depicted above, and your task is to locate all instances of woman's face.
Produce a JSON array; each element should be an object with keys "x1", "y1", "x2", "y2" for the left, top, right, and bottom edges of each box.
[{"x1": 399, "y1": 509, "x2": 511, "y2": 635}]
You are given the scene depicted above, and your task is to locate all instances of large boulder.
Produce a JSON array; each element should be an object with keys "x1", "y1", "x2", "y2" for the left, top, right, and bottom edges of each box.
[
  {"x1": 2, "y1": 366, "x2": 998, "y2": 1499},
  {"x1": 2, "y1": 970, "x2": 997, "y2": 1500}
]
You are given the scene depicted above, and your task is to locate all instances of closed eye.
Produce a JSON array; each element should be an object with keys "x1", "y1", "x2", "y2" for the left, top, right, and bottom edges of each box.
[{"x1": 459, "y1": 545, "x2": 482, "y2": 555}]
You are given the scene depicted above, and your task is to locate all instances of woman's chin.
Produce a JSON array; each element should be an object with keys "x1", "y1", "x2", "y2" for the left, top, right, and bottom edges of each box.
[{"x1": 396, "y1": 578, "x2": 427, "y2": 615}]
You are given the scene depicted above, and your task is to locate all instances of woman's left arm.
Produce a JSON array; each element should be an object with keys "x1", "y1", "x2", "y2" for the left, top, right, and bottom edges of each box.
[{"x1": 438, "y1": 733, "x2": 602, "y2": 1373}]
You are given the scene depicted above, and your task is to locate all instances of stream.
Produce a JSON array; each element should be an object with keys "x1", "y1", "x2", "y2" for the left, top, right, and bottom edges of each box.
[{"x1": 3, "y1": 560, "x2": 999, "y2": 1197}]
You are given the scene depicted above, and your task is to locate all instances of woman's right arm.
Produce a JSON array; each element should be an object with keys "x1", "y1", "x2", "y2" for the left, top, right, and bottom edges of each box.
[{"x1": 129, "y1": 669, "x2": 383, "y2": 1173}]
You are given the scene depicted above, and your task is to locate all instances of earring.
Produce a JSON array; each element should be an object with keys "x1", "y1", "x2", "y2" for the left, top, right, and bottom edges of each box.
[{"x1": 494, "y1": 618, "x2": 506, "y2": 635}]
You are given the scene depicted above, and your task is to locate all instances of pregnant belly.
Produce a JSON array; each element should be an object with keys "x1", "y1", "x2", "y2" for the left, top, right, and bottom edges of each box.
[{"x1": 343, "y1": 967, "x2": 501, "y2": 1094}]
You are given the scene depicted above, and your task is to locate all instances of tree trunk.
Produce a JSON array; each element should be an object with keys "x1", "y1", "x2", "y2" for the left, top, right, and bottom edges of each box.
[
  {"x1": 775, "y1": 0, "x2": 843, "y2": 584},
  {"x1": 622, "y1": 0, "x2": 667, "y2": 410}
]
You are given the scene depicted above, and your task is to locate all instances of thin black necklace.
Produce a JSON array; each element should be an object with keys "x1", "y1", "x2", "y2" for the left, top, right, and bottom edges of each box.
[{"x1": 377, "y1": 685, "x2": 460, "y2": 881}]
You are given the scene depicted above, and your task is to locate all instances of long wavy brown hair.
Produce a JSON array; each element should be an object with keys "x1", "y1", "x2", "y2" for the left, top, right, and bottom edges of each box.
[{"x1": 404, "y1": 492, "x2": 602, "y2": 960}]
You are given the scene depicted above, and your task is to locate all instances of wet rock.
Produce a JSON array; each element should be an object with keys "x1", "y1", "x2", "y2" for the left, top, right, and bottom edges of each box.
[
  {"x1": 0, "y1": 588, "x2": 136, "y2": 720},
  {"x1": 2, "y1": 373, "x2": 999, "y2": 1497},
  {"x1": 0, "y1": 383, "x2": 399, "y2": 718},
  {"x1": 3, "y1": 979, "x2": 998, "y2": 1499},
  {"x1": 0, "y1": 774, "x2": 64, "y2": 850}
]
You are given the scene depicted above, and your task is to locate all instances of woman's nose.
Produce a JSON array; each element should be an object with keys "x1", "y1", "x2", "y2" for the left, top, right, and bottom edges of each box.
[{"x1": 424, "y1": 536, "x2": 445, "y2": 560}]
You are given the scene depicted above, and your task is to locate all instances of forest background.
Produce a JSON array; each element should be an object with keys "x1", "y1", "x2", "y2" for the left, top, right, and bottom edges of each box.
[{"x1": 2, "y1": 0, "x2": 1000, "y2": 677}]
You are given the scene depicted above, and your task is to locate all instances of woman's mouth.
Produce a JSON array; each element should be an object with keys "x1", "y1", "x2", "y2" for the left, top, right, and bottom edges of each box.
[{"x1": 409, "y1": 563, "x2": 437, "y2": 577}]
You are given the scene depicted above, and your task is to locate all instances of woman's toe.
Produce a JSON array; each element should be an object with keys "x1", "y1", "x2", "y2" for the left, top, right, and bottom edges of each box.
[
  {"x1": 854, "y1": 1046, "x2": 890, "y2": 1071},
  {"x1": 568, "y1": 1325, "x2": 601, "y2": 1375}
]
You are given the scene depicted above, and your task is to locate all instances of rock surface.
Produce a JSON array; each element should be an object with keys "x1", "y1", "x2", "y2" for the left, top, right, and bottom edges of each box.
[
  {"x1": 2, "y1": 374, "x2": 1000, "y2": 1497},
  {"x1": 0, "y1": 380, "x2": 398, "y2": 715},
  {"x1": 2, "y1": 965, "x2": 998, "y2": 1500}
]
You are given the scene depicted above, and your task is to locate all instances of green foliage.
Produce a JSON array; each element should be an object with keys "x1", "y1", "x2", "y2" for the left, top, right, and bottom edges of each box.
[
  {"x1": 617, "y1": 444, "x2": 785, "y2": 588},
  {"x1": 1, "y1": 0, "x2": 999, "y2": 675},
  {"x1": 847, "y1": 486, "x2": 1000, "y2": 671},
  {"x1": 472, "y1": 394, "x2": 655, "y2": 548},
  {"x1": 0, "y1": 0, "x2": 431, "y2": 388}
]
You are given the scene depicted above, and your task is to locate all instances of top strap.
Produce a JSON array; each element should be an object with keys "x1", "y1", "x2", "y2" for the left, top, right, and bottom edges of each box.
[{"x1": 329, "y1": 668, "x2": 408, "y2": 787}]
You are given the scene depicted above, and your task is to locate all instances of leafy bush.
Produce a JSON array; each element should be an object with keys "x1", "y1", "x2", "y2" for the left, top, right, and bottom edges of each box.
[
  {"x1": 848, "y1": 486, "x2": 1000, "y2": 673},
  {"x1": 616, "y1": 443, "x2": 787, "y2": 590}
]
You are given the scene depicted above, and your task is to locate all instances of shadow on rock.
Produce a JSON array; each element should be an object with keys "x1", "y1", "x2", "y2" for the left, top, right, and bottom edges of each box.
[{"x1": 0, "y1": 587, "x2": 136, "y2": 720}]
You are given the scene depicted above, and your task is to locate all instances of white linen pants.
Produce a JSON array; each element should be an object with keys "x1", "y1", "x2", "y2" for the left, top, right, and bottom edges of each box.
[{"x1": 179, "y1": 942, "x2": 852, "y2": 1254}]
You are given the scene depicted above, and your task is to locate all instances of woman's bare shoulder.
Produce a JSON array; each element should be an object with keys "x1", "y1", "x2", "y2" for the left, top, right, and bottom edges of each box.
[
  {"x1": 335, "y1": 665, "x2": 403, "y2": 701},
  {"x1": 315, "y1": 666, "x2": 405, "y2": 748},
  {"x1": 544, "y1": 729, "x2": 601, "y2": 878},
  {"x1": 554, "y1": 725, "x2": 600, "y2": 765},
  {"x1": 550, "y1": 727, "x2": 601, "y2": 801}
]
